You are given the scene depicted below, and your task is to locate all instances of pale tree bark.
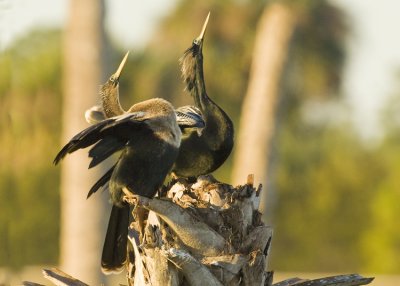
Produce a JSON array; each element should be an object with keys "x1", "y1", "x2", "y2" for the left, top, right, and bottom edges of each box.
[
  {"x1": 125, "y1": 175, "x2": 273, "y2": 286},
  {"x1": 231, "y1": 3, "x2": 296, "y2": 212},
  {"x1": 60, "y1": 0, "x2": 107, "y2": 284}
]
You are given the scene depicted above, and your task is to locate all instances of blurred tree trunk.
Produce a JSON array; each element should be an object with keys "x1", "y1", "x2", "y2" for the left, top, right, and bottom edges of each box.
[
  {"x1": 231, "y1": 3, "x2": 295, "y2": 213},
  {"x1": 60, "y1": 0, "x2": 107, "y2": 283}
]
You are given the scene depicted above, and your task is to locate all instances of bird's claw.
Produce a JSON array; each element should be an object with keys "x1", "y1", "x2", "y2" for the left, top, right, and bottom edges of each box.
[{"x1": 122, "y1": 187, "x2": 138, "y2": 205}]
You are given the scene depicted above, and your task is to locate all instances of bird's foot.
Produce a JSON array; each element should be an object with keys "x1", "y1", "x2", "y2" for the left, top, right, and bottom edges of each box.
[{"x1": 122, "y1": 187, "x2": 138, "y2": 205}]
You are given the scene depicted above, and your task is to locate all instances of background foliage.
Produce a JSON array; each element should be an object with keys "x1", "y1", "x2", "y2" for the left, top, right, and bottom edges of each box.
[{"x1": 0, "y1": 30, "x2": 61, "y2": 268}]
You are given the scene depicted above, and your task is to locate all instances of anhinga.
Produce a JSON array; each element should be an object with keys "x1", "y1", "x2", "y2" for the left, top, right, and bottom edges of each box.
[
  {"x1": 54, "y1": 98, "x2": 204, "y2": 273},
  {"x1": 84, "y1": 51, "x2": 129, "y2": 125},
  {"x1": 173, "y1": 13, "x2": 234, "y2": 177},
  {"x1": 95, "y1": 13, "x2": 234, "y2": 178},
  {"x1": 85, "y1": 52, "x2": 205, "y2": 140}
]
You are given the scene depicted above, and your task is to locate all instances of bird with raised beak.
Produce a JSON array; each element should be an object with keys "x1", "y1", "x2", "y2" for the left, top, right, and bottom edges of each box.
[
  {"x1": 85, "y1": 52, "x2": 129, "y2": 124},
  {"x1": 54, "y1": 97, "x2": 204, "y2": 273},
  {"x1": 174, "y1": 12, "x2": 234, "y2": 177},
  {"x1": 85, "y1": 52, "x2": 205, "y2": 143},
  {"x1": 91, "y1": 13, "x2": 234, "y2": 179}
]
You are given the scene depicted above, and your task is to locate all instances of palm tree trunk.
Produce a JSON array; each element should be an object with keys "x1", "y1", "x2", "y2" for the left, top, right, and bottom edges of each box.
[
  {"x1": 60, "y1": 0, "x2": 106, "y2": 283},
  {"x1": 125, "y1": 176, "x2": 273, "y2": 286},
  {"x1": 231, "y1": 3, "x2": 295, "y2": 213}
]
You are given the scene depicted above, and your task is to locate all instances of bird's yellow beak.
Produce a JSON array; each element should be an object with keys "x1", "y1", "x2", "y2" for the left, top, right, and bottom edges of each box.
[
  {"x1": 196, "y1": 12, "x2": 210, "y2": 42},
  {"x1": 114, "y1": 51, "x2": 129, "y2": 79}
]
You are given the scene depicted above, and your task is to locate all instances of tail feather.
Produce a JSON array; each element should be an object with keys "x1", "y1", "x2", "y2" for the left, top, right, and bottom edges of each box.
[{"x1": 101, "y1": 205, "x2": 130, "y2": 274}]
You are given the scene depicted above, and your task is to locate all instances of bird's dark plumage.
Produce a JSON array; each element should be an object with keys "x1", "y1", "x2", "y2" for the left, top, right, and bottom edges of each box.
[
  {"x1": 173, "y1": 13, "x2": 234, "y2": 177},
  {"x1": 55, "y1": 98, "x2": 182, "y2": 204},
  {"x1": 54, "y1": 111, "x2": 146, "y2": 170},
  {"x1": 55, "y1": 98, "x2": 184, "y2": 273},
  {"x1": 78, "y1": 51, "x2": 207, "y2": 274},
  {"x1": 88, "y1": 137, "x2": 125, "y2": 169},
  {"x1": 87, "y1": 165, "x2": 115, "y2": 199},
  {"x1": 101, "y1": 204, "x2": 130, "y2": 273},
  {"x1": 91, "y1": 16, "x2": 233, "y2": 179}
]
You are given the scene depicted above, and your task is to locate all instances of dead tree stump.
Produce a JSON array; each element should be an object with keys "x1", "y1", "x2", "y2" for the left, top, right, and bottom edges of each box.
[{"x1": 125, "y1": 174, "x2": 272, "y2": 285}]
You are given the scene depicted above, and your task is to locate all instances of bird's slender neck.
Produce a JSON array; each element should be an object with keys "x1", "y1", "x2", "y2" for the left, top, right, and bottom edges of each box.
[
  {"x1": 101, "y1": 83, "x2": 125, "y2": 118},
  {"x1": 192, "y1": 51, "x2": 234, "y2": 149},
  {"x1": 192, "y1": 53, "x2": 211, "y2": 109}
]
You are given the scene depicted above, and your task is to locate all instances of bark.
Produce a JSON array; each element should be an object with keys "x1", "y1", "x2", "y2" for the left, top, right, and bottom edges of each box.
[
  {"x1": 60, "y1": 0, "x2": 107, "y2": 283},
  {"x1": 273, "y1": 274, "x2": 374, "y2": 286},
  {"x1": 42, "y1": 269, "x2": 88, "y2": 286},
  {"x1": 125, "y1": 175, "x2": 272, "y2": 285},
  {"x1": 231, "y1": 2, "x2": 296, "y2": 212}
]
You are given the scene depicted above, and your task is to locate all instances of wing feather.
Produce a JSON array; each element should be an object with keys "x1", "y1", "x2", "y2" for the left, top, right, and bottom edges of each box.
[{"x1": 54, "y1": 112, "x2": 147, "y2": 165}]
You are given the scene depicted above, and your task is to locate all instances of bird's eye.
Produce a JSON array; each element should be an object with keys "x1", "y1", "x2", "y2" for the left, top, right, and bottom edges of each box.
[{"x1": 193, "y1": 39, "x2": 200, "y2": 45}]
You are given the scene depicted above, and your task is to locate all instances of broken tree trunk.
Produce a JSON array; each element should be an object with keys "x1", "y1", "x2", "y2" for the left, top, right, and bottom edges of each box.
[
  {"x1": 24, "y1": 175, "x2": 374, "y2": 286},
  {"x1": 124, "y1": 174, "x2": 271, "y2": 285}
]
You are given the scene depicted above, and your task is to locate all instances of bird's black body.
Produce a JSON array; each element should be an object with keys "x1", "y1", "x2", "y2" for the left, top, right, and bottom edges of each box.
[
  {"x1": 55, "y1": 99, "x2": 181, "y2": 203},
  {"x1": 173, "y1": 14, "x2": 234, "y2": 177},
  {"x1": 109, "y1": 128, "x2": 179, "y2": 204},
  {"x1": 82, "y1": 53, "x2": 205, "y2": 273},
  {"x1": 55, "y1": 98, "x2": 184, "y2": 273}
]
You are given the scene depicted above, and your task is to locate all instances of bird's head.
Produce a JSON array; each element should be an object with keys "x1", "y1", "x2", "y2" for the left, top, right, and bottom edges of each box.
[
  {"x1": 101, "y1": 51, "x2": 129, "y2": 93},
  {"x1": 176, "y1": 106, "x2": 205, "y2": 137},
  {"x1": 193, "y1": 11, "x2": 209, "y2": 50},
  {"x1": 179, "y1": 12, "x2": 210, "y2": 91}
]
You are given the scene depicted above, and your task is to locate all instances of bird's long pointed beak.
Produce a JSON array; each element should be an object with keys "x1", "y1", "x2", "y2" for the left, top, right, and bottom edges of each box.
[
  {"x1": 196, "y1": 12, "x2": 210, "y2": 42},
  {"x1": 114, "y1": 51, "x2": 129, "y2": 79}
]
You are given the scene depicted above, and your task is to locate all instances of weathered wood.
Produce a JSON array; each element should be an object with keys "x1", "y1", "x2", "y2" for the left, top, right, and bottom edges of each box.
[
  {"x1": 273, "y1": 278, "x2": 309, "y2": 286},
  {"x1": 123, "y1": 176, "x2": 272, "y2": 285},
  {"x1": 22, "y1": 282, "x2": 46, "y2": 286},
  {"x1": 42, "y1": 268, "x2": 88, "y2": 286},
  {"x1": 165, "y1": 248, "x2": 224, "y2": 286},
  {"x1": 143, "y1": 247, "x2": 180, "y2": 286},
  {"x1": 202, "y1": 254, "x2": 247, "y2": 285},
  {"x1": 240, "y1": 225, "x2": 273, "y2": 254},
  {"x1": 265, "y1": 271, "x2": 274, "y2": 286},
  {"x1": 139, "y1": 196, "x2": 229, "y2": 256},
  {"x1": 130, "y1": 235, "x2": 147, "y2": 285},
  {"x1": 273, "y1": 274, "x2": 374, "y2": 286},
  {"x1": 242, "y1": 251, "x2": 268, "y2": 285}
]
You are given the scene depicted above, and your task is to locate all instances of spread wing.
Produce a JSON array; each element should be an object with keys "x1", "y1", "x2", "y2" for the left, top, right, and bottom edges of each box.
[{"x1": 54, "y1": 111, "x2": 148, "y2": 166}]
